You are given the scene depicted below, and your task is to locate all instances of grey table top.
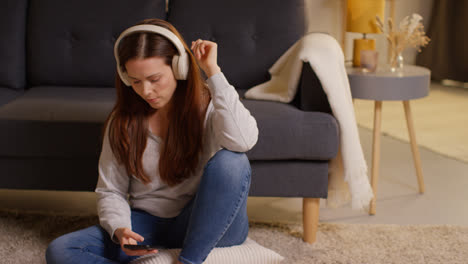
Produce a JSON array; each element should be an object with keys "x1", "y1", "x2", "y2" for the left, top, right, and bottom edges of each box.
[{"x1": 347, "y1": 65, "x2": 431, "y2": 101}]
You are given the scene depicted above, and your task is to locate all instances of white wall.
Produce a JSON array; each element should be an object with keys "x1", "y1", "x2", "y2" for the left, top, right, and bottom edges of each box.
[{"x1": 305, "y1": 0, "x2": 434, "y2": 64}]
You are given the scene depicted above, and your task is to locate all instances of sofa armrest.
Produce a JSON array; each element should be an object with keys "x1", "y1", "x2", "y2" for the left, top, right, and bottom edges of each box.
[{"x1": 291, "y1": 62, "x2": 333, "y2": 114}]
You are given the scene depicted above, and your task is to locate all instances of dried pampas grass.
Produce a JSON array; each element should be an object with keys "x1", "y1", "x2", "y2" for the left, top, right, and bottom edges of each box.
[{"x1": 376, "y1": 13, "x2": 430, "y2": 67}]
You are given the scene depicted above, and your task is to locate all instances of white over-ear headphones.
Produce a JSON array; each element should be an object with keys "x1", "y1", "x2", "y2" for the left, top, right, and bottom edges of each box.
[{"x1": 114, "y1": 24, "x2": 189, "y2": 85}]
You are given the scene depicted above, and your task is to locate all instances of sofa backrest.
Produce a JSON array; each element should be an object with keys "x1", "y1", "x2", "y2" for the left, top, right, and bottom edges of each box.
[
  {"x1": 5, "y1": 0, "x2": 305, "y2": 91},
  {"x1": 1, "y1": 0, "x2": 28, "y2": 91},
  {"x1": 167, "y1": 0, "x2": 305, "y2": 90},
  {"x1": 26, "y1": 0, "x2": 167, "y2": 88}
]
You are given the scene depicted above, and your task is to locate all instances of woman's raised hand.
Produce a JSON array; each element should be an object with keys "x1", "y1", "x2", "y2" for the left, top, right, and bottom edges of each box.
[
  {"x1": 191, "y1": 39, "x2": 221, "y2": 78},
  {"x1": 114, "y1": 227, "x2": 157, "y2": 256}
]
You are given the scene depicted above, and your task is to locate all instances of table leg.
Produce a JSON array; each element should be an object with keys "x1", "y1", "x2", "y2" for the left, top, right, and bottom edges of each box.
[
  {"x1": 370, "y1": 100, "x2": 382, "y2": 215},
  {"x1": 403, "y1": 101, "x2": 425, "y2": 193}
]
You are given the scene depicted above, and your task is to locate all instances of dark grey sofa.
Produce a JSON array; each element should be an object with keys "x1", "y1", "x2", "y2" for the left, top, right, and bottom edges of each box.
[{"x1": 0, "y1": 0, "x2": 339, "y2": 243}]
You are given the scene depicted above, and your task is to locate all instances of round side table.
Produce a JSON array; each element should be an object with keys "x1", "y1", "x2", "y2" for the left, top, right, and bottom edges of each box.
[{"x1": 347, "y1": 65, "x2": 431, "y2": 215}]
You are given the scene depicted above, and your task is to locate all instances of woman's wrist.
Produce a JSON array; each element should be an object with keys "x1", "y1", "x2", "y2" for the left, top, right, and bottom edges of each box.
[
  {"x1": 205, "y1": 65, "x2": 221, "y2": 78},
  {"x1": 114, "y1": 228, "x2": 124, "y2": 242}
]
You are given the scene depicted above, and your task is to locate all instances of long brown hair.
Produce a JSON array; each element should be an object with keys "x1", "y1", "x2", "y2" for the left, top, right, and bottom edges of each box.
[{"x1": 105, "y1": 18, "x2": 209, "y2": 186}]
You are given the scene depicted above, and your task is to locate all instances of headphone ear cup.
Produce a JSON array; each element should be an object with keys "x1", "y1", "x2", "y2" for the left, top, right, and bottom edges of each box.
[
  {"x1": 179, "y1": 53, "x2": 189, "y2": 80},
  {"x1": 121, "y1": 72, "x2": 131, "y2": 86},
  {"x1": 117, "y1": 63, "x2": 132, "y2": 86},
  {"x1": 172, "y1": 55, "x2": 181, "y2": 80},
  {"x1": 172, "y1": 53, "x2": 189, "y2": 80}
]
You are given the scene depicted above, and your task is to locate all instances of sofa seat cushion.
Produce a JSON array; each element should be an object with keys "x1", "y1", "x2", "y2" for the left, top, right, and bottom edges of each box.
[
  {"x1": 0, "y1": 87, "x2": 338, "y2": 161},
  {"x1": 0, "y1": 86, "x2": 115, "y2": 122},
  {"x1": 243, "y1": 99, "x2": 339, "y2": 161},
  {"x1": 0, "y1": 87, "x2": 115, "y2": 158}
]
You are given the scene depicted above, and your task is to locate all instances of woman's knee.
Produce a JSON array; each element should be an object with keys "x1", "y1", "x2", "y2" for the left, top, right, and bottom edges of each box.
[
  {"x1": 46, "y1": 234, "x2": 72, "y2": 263},
  {"x1": 204, "y1": 149, "x2": 251, "y2": 185},
  {"x1": 46, "y1": 225, "x2": 107, "y2": 263}
]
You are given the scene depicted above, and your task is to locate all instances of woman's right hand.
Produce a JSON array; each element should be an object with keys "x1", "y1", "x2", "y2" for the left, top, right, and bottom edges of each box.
[
  {"x1": 191, "y1": 39, "x2": 221, "y2": 78},
  {"x1": 114, "y1": 227, "x2": 158, "y2": 256}
]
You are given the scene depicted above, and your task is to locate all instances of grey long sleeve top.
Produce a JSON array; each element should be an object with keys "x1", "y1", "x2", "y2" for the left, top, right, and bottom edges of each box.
[{"x1": 95, "y1": 72, "x2": 258, "y2": 242}]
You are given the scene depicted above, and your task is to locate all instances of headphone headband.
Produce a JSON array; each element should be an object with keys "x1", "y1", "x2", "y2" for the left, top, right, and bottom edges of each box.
[{"x1": 114, "y1": 24, "x2": 189, "y2": 85}]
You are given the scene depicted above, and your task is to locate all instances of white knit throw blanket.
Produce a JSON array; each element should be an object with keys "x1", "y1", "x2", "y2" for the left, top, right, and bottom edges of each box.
[{"x1": 245, "y1": 33, "x2": 373, "y2": 210}]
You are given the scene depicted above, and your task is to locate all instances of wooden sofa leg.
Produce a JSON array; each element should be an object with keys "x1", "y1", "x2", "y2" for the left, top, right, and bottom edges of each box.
[{"x1": 303, "y1": 198, "x2": 320, "y2": 244}]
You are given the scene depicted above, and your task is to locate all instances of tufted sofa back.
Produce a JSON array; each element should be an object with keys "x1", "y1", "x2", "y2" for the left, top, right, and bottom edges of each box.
[
  {"x1": 168, "y1": 0, "x2": 305, "y2": 90},
  {"x1": 26, "y1": 0, "x2": 167, "y2": 88},
  {"x1": 2, "y1": 0, "x2": 304, "y2": 91},
  {"x1": 1, "y1": 0, "x2": 28, "y2": 91}
]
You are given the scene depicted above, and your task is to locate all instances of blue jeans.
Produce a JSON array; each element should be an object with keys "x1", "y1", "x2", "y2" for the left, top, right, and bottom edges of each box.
[{"x1": 46, "y1": 149, "x2": 251, "y2": 264}]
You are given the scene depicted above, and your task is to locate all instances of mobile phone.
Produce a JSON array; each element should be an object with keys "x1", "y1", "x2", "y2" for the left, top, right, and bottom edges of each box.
[{"x1": 124, "y1": 244, "x2": 161, "y2": 251}]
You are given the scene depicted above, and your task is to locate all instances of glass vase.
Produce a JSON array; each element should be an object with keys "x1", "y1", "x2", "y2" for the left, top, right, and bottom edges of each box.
[{"x1": 390, "y1": 51, "x2": 404, "y2": 72}]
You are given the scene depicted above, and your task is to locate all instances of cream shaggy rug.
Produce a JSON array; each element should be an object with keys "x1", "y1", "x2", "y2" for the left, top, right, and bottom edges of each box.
[
  {"x1": 353, "y1": 83, "x2": 468, "y2": 163},
  {"x1": 1, "y1": 210, "x2": 467, "y2": 264}
]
